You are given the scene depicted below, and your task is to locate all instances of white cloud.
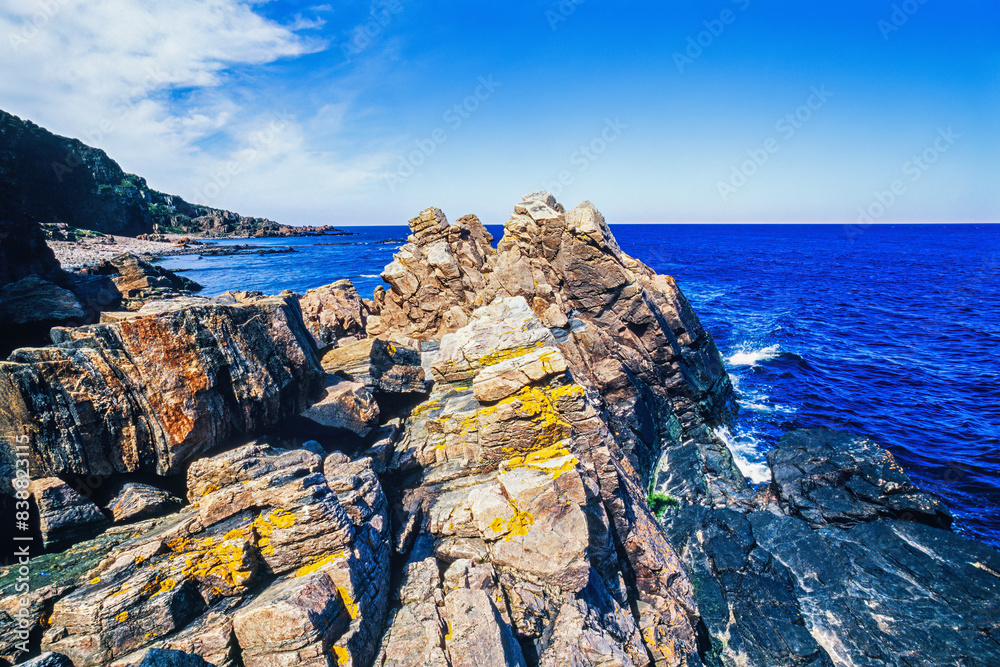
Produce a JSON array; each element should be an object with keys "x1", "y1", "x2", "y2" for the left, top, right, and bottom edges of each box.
[{"x1": 0, "y1": 0, "x2": 387, "y2": 224}]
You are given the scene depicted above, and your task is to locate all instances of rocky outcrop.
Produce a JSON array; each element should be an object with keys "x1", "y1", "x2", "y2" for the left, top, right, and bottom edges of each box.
[
  {"x1": 367, "y1": 209, "x2": 493, "y2": 341},
  {"x1": 663, "y1": 428, "x2": 1000, "y2": 666},
  {"x1": 4, "y1": 191, "x2": 1000, "y2": 667},
  {"x1": 82, "y1": 254, "x2": 202, "y2": 311},
  {"x1": 300, "y1": 279, "x2": 370, "y2": 348},
  {"x1": 382, "y1": 296, "x2": 701, "y2": 666},
  {"x1": 369, "y1": 193, "x2": 741, "y2": 504},
  {"x1": 0, "y1": 439, "x2": 392, "y2": 667},
  {"x1": 0, "y1": 294, "x2": 323, "y2": 482}
]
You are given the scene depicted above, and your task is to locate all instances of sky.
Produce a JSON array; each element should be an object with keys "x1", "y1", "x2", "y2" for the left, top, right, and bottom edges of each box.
[{"x1": 0, "y1": 0, "x2": 998, "y2": 225}]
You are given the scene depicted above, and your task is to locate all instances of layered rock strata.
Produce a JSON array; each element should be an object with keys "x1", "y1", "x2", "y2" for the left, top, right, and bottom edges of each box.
[
  {"x1": 0, "y1": 293, "x2": 323, "y2": 483},
  {"x1": 2, "y1": 192, "x2": 999, "y2": 667}
]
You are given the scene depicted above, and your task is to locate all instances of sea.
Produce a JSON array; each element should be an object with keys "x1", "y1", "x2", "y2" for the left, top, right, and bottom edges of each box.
[{"x1": 157, "y1": 223, "x2": 1000, "y2": 549}]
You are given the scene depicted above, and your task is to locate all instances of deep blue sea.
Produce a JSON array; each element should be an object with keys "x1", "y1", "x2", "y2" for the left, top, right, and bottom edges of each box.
[{"x1": 158, "y1": 224, "x2": 1000, "y2": 548}]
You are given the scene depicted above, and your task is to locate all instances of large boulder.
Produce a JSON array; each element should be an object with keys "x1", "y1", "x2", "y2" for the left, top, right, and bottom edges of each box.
[
  {"x1": 82, "y1": 253, "x2": 202, "y2": 311},
  {"x1": 0, "y1": 294, "x2": 323, "y2": 481},
  {"x1": 300, "y1": 279, "x2": 369, "y2": 348}
]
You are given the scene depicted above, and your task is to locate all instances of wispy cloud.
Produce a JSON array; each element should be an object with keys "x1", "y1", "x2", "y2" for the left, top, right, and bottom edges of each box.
[{"x1": 0, "y1": 0, "x2": 387, "y2": 223}]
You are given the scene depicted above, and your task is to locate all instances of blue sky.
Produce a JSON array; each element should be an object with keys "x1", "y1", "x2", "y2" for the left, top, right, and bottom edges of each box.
[{"x1": 1, "y1": 0, "x2": 997, "y2": 224}]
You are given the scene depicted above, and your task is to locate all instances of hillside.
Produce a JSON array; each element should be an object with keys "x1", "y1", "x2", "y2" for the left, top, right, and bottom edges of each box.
[{"x1": 0, "y1": 109, "x2": 345, "y2": 238}]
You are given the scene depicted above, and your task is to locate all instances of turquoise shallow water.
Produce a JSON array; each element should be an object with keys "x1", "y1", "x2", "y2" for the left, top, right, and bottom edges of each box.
[{"x1": 158, "y1": 223, "x2": 1000, "y2": 549}]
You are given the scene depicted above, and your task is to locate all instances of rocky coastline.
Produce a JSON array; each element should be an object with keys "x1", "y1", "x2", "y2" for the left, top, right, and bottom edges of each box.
[{"x1": 1, "y1": 192, "x2": 998, "y2": 667}]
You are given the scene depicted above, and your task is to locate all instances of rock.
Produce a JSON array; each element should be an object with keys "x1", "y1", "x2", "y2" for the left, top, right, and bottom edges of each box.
[
  {"x1": 322, "y1": 338, "x2": 427, "y2": 396},
  {"x1": 768, "y1": 427, "x2": 953, "y2": 529},
  {"x1": 388, "y1": 296, "x2": 702, "y2": 665},
  {"x1": 443, "y1": 588, "x2": 526, "y2": 667},
  {"x1": 16, "y1": 652, "x2": 76, "y2": 667},
  {"x1": 289, "y1": 378, "x2": 380, "y2": 439},
  {"x1": 134, "y1": 649, "x2": 212, "y2": 667},
  {"x1": 83, "y1": 253, "x2": 202, "y2": 310},
  {"x1": 0, "y1": 294, "x2": 323, "y2": 479},
  {"x1": 30, "y1": 477, "x2": 109, "y2": 548},
  {"x1": 0, "y1": 276, "x2": 84, "y2": 325},
  {"x1": 369, "y1": 193, "x2": 741, "y2": 507},
  {"x1": 0, "y1": 439, "x2": 391, "y2": 667},
  {"x1": 105, "y1": 482, "x2": 183, "y2": 523},
  {"x1": 367, "y1": 210, "x2": 493, "y2": 341},
  {"x1": 300, "y1": 279, "x2": 370, "y2": 348},
  {"x1": 662, "y1": 427, "x2": 1000, "y2": 666}
]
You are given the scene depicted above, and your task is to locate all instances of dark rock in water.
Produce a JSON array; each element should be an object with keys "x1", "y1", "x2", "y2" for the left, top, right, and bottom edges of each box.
[
  {"x1": 768, "y1": 427, "x2": 952, "y2": 529},
  {"x1": 30, "y1": 477, "x2": 109, "y2": 548},
  {"x1": 16, "y1": 652, "x2": 76, "y2": 667},
  {"x1": 134, "y1": 649, "x2": 213, "y2": 667},
  {"x1": 0, "y1": 293, "x2": 323, "y2": 481},
  {"x1": 664, "y1": 427, "x2": 1000, "y2": 666},
  {"x1": 299, "y1": 278, "x2": 369, "y2": 348},
  {"x1": 105, "y1": 482, "x2": 183, "y2": 523}
]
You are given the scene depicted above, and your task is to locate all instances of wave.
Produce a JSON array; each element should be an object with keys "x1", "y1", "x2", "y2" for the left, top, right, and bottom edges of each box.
[
  {"x1": 714, "y1": 425, "x2": 771, "y2": 484},
  {"x1": 358, "y1": 274, "x2": 381, "y2": 278},
  {"x1": 726, "y1": 344, "x2": 782, "y2": 367}
]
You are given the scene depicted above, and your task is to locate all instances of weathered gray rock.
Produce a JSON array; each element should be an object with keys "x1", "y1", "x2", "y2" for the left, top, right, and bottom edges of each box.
[
  {"x1": 768, "y1": 427, "x2": 952, "y2": 529},
  {"x1": 105, "y1": 482, "x2": 183, "y2": 523},
  {"x1": 322, "y1": 336, "x2": 427, "y2": 396},
  {"x1": 0, "y1": 440, "x2": 392, "y2": 667},
  {"x1": 663, "y1": 428, "x2": 1000, "y2": 667},
  {"x1": 0, "y1": 294, "x2": 323, "y2": 479},
  {"x1": 0, "y1": 276, "x2": 84, "y2": 325},
  {"x1": 300, "y1": 279, "x2": 369, "y2": 348},
  {"x1": 30, "y1": 477, "x2": 109, "y2": 548},
  {"x1": 134, "y1": 649, "x2": 213, "y2": 667},
  {"x1": 16, "y1": 652, "x2": 76, "y2": 667}
]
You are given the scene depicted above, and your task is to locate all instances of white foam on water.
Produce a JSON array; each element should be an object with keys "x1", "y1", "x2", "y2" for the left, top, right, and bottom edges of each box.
[
  {"x1": 726, "y1": 343, "x2": 782, "y2": 368},
  {"x1": 359, "y1": 274, "x2": 381, "y2": 278},
  {"x1": 714, "y1": 425, "x2": 771, "y2": 484}
]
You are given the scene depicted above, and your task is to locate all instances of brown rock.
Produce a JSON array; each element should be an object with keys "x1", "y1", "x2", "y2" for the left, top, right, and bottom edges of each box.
[
  {"x1": 30, "y1": 477, "x2": 109, "y2": 548},
  {"x1": 300, "y1": 279, "x2": 370, "y2": 348},
  {"x1": 0, "y1": 294, "x2": 323, "y2": 478}
]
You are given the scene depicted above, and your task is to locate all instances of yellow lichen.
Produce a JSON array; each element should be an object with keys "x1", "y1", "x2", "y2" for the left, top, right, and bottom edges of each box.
[
  {"x1": 444, "y1": 621, "x2": 453, "y2": 643},
  {"x1": 89, "y1": 576, "x2": 101, "y2": 585},
  {"x1": 504, "y1": 444, "x2": 579, "y2": 480},
  {"x1": 410, "y1": 399, "x2": 442, "y2": 417},
  {"x1": 476, "y1": 342, "x2": 544, "y2": 367},
  {"x1": 295, "y1": 551, "x2": 346, "y2": 578},
  {"x1": 200, "y1": 483, "x2": 219, "y2": 496},
  {"x1": 338, "y1": 586, "x2": 359, "y2": 619},
  {"x1": 116, "y1": 611, "x2": 129, "y2": 623},
  {"x1": 332, "y1": 646, "x2": 351, "y2": 666}
]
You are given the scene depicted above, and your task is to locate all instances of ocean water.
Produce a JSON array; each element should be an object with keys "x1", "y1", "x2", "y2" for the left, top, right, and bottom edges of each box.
[{"x1": 158, "y1": 223, "x2": 1000, "y2": 548}]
